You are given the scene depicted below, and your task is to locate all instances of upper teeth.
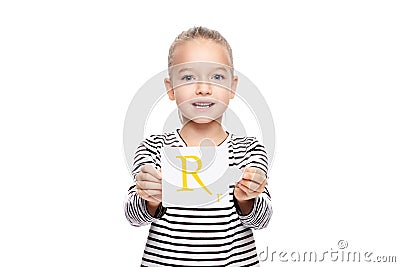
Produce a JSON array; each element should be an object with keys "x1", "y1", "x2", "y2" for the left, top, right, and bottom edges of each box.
[{"x1": 194, "y1": 102, "x2": 213, "y2": 107}]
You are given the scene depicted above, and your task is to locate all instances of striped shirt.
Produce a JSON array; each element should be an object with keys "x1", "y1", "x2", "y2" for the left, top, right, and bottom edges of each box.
[{"x1": 125, "y1": 129, "x2": 273, "y2": 266}]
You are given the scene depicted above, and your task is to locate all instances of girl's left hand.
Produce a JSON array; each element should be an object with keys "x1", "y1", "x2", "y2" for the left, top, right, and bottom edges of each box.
[{"x1": 234, "y1": 167, "x2": 267, "y2": 201}]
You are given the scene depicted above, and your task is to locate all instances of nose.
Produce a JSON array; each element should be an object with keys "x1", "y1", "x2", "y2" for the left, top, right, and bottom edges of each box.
[{"x1": 195, "y1": 82, "x2": 212, "y2": 95}]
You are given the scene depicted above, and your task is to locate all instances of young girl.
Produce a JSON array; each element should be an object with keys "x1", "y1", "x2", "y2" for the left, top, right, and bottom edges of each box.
[{"x1": 125, "y1": 26, "x2": 272, "y2": 267}]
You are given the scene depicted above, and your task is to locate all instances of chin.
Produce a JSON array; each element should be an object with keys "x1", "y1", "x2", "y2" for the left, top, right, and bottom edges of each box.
[{"x1": 191, "y1": 117, "x2": 215, "y2": 124}]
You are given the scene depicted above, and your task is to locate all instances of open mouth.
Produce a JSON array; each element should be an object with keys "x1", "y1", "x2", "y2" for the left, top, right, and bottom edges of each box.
[{"x1": 192, "y1": 102, "x2": 215, "y2": 109}]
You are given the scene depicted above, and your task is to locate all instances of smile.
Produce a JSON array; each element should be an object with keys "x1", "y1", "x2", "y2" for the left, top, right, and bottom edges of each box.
[{"x1": 192, "y1": 102, "x2": 215, "y2": 109}]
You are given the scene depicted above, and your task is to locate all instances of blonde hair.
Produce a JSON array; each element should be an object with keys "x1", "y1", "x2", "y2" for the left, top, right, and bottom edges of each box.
[{"x1": 168, "y1": 26, "x2": 233, "y2": 68}]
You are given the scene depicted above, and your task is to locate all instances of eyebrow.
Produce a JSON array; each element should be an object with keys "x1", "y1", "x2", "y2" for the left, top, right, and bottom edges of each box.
[
  {"x1": 176, "y1": 67, "x2": 229, "y2": 74},
  {"x1": 210, "y1": 67, "x2": 230, "y2": 73},
  {"x1": 177, "y1": 67, "x2": 195, "y2": 74}
]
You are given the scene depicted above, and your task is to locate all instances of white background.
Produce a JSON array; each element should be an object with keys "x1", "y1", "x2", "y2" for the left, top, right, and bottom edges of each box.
[{"x1": 0, "y1": 1, "x2": 399, "y2": 266}]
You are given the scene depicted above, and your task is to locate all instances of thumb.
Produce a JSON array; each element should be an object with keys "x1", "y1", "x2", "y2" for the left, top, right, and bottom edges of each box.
[{"x1": 156, "y1": 166, "x2": 162, "y2": 177}]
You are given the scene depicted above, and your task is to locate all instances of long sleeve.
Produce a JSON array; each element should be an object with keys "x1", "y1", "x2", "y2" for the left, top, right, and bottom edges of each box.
[
  {"x1": 124, "y1": 139, "x2": 159, "y2": 227},
  {"x1": 234, "y1": 137, "x2": 273, "y2": 230}
]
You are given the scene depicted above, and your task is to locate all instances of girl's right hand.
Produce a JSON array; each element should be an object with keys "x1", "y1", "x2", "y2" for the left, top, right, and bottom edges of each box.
[{"x1": 136, "y1": 164, "x2": 162, "y2": 207}]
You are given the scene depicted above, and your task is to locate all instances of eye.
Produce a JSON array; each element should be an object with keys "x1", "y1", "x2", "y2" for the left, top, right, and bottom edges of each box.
[
  {"x1": 211, "y1": 74, "x2": 225, "y2": 81},
  {"x1": 181, "y1": 75, "x2": 195, "y2": 81}
]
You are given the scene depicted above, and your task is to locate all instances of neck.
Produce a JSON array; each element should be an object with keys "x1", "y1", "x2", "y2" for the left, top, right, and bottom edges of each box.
[{"x1": 179, "y1": 117, "x2": 227, "y2": 146}]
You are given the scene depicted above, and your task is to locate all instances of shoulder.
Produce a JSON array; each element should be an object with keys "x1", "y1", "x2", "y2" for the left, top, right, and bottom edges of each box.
[
  {"x1": 230, "y1": 133, "x2": 268, "y2": 161},
  {"x1": 139, "y1": 130, "x2": 180, "y2": 150},
  {"x1": 230, "y1": 134, "x2": 264, "y2": 149},
  {"x1": 230, "y1": 134, "x2": 269, "y2": 174}
]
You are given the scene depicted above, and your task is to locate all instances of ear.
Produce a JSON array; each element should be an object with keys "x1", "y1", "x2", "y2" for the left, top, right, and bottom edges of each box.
[
  {"x1": 164, "y1": 77, "x2": 175, "y2": 100},
  {"x1": 229, "y1": 75, "x2": 238, "y2": 99}
]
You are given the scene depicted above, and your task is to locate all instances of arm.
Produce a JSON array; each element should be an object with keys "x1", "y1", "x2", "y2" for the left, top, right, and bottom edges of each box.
[
  {"x1": 124, "y1": 139, "x2": 165, "y2": 227},
  {"x1": 233, "y1": 138, "x2": 273, "y2": 230},
  {"x1": 125, "y1": 182, "x2": 158, "y2": 227}
]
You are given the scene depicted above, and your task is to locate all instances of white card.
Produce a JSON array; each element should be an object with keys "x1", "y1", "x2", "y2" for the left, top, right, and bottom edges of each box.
[{"x1": 161, "y1": 146, "x2": 243, "y2": 208}]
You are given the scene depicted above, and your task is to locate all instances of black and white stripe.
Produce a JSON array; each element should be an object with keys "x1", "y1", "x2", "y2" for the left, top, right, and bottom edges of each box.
[{"x1": 124, "y1": 129, "x2": 272, "y2": 266}]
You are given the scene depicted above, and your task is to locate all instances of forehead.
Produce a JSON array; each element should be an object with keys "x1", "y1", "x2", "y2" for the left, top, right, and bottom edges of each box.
[
  {"x1": 170, "y1": 61, "x2": 232, "y2": 74},
  {"x1": 172, "y1": 39, "x2": 231, "y2": 66}
]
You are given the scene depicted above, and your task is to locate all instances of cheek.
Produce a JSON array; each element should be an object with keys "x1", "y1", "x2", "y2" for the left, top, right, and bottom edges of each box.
[
  {"x1": 174, "y1": 94, "x2": 190, "y2": 107},
  {"x1": 173, "y1": 86, "x2": 194, "y2": 102},
  {"x1": 213, "y1": 87, "x2": 231, "y2": 102}
]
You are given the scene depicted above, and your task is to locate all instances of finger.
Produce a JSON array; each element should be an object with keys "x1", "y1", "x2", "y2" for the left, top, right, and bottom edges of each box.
[
  {"x1": 238, "y1": 180, "x2": 264, "y2": 193},
  {"x1": 244, "y1": 167, "x2": 266, "y2": 181},
  {"x1": 234, "y1": 184, "x2": 247, "y2": 199},
  {"x1": 243, "y1": 167, "x2": 266, "y2": 178},
  {"x1": 244, "y1": 167, "x2": 265, "y2": 176},
  {"x1": 241, "y1": 172, "x2": 265, "y2": 186},
  {"x1": 236, "y1": 183, "x2": 259, "y2": 199},
  {"x1": 136, "y1": 180, "x2": 162, "y2": 190},
  {"x1": 241, "y1": 174, "x2": 264, "y2": 185},
  {"x1": 137, "y1": 172, "x2": 162, "y2": 183},
  {"x1": 137, "y1": 188, "x2": 162, "y2": 201},
  {"x1": 140, "y1": 164, "x2": 162, "y2": 179},
  {"x1": 260, "y1": 177, "x2": 268, "y2": 188},
  {"x1": 137, "y1": 187, "x2": 161, "y2": 195},
  {"x1": 138, "y1": 193, "x2": 162, "y2": 204},
  {"x1": 155, "y1": 166, "x2": 162, "y2": 178}
]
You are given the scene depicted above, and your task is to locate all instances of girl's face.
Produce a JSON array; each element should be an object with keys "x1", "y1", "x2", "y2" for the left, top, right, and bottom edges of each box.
[{"x1": 164, "y1": 39, "x2": 238, "y2": 124}]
